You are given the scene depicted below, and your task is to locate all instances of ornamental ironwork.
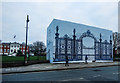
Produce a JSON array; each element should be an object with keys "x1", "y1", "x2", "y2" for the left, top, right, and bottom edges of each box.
[{"x1": 54, "y1": 26, "x2": 112, "y2": 62}]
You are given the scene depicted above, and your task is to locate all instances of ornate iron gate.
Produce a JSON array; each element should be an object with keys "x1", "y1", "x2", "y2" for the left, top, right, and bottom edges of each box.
[{"x1": 54, "y1": 26, "x2": 112, "y2": 62}]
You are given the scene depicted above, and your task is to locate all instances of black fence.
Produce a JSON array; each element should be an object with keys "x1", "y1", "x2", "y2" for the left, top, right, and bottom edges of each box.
[{"x1": 54, "y1": 26, "x2": 112, "y2": 62}]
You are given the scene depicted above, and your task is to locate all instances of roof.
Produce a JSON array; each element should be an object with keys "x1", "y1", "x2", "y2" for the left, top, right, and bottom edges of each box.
[
  {"x1": 2, "y1": 43, "x2": 10, "y2": 45},
  {"x1": 2, "y1": 42, "x2": 19, "y2": 45},
  {"x1": 50, "y1": 19, "x2": 112, "y2": 32}
]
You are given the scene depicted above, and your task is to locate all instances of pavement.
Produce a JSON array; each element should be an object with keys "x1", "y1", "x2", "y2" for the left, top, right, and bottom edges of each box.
[{"x1": 1, "y1": 61, "x2": 120, "y2": 74}]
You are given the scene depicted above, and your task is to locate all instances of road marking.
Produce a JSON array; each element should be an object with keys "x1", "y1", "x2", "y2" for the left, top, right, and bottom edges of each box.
[
  {"x1": 93, "y1": 76, "x2": 97, "y2": 77},
  {"x1": 62, "y1": 77, "x2": 84, "y2": 81},
  {"x1": 113, "y1": 73, "x2": 115, "y2": 74},
  {"x1": 62, "y1": 79, "x2": 72, "y2": 81},
  {"x1": 80, "y1": 77, "x2": 84, "y2": 79},
  {"x1": 93, "y1": 75, "x2": 101, "y2": 78},
  {"x1": 113, "y1": 72, "x2": 119, "y2": 75},
  {"x1": 98, "y1": 75, "x2": 101, "y2": 76},
  {"x1": 62, "y1": 80, "x2": 69, "y2": 81}
]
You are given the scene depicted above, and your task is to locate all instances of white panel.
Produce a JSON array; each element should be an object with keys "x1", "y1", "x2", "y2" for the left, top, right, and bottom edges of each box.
[
  {"x1": 83, "y1": 37, "x2": 94, "y2": 48},
  {"x1": 77, "y1": 42, "x2": 81, "y2": 54}
]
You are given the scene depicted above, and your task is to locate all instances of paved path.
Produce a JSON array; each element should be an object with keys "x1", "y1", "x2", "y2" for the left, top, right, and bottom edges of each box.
[
  {"x1": 2, "y1": 66, "x2": 120, "y2": 82},
  {"x1": 1, "y1": 62, "x2": 120, "y2": 74}
]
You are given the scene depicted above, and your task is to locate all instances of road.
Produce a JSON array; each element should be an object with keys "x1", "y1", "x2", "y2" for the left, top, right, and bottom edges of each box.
[{"x1": 2, "y1": 66, "x2": 120, "y2": 82}]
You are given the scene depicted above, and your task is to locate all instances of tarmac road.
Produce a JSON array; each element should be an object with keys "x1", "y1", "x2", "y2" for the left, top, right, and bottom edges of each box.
[{"x1": 2, "y1": 66, "x2": 120, "y2": 82}]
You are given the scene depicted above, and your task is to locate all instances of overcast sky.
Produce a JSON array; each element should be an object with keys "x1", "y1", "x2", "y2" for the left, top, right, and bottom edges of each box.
[{"x1": 1, "y1": 1, "x2": 118, "y2": 45}]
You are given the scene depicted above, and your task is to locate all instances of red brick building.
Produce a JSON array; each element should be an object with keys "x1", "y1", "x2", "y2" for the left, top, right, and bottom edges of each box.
[
  {"x1": 20, "y1": 44, "x2": 29, "y2": 54},
  {"x1": 2, "y1": 43, "x2": 10, "y2": 55},
  {"x1": 0, "y1": 42, "x2": 29, "y2": 56}
]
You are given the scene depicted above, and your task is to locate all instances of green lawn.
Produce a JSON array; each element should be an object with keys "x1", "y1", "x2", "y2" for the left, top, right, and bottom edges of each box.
[
  {"x1": 29, "y1": 56, "x2": 46, "y2": 61},
  {"x1": 2, "y1": 56, "x2": 46, "y2": 62}
]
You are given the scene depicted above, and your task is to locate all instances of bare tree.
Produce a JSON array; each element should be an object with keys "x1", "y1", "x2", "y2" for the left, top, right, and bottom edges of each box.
[{"x1": 29, "y1": 41, "x2": 46, "y2": 60}]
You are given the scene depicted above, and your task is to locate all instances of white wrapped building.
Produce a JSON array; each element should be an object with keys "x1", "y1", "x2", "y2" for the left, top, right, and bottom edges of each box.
[{"x1": 47, "y1": 19, "x2": 113, "y2": 63}]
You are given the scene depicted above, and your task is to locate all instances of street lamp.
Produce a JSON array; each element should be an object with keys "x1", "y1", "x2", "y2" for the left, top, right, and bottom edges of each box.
[{"x1": 24, "y1": 15, "x2": 29, "y2": 64}]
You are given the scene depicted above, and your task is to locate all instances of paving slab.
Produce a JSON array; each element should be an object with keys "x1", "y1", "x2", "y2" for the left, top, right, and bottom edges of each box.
[{"x1": 1, "y1": 62, "x2": 120, "y2": 74}]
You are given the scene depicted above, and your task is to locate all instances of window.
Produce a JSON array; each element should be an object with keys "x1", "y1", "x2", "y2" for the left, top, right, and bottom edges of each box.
[
  {"x1": 17, "y1": 46, "x2": 19, "y2": 48},
  {"x1": 4, "y1": 49, "x2": 6, "y2": 52},
  {"x1": 11, "y1": 46, "x2": 13, "y2": 47},
  {"x1": 8, "y1": 46, "x2": 9, "y2": 48},
  {"x1": 1, "y1": 49, "x2": 2, "y2": 52},
  {"x1": 15, "y1": 46, "x2": 16, "y2": 48},
  {"x1": 4, "y1": 46, "x2": 6, "y2": 48},
  {"x1": 23, "y1": 51, "x2": 25, "y2": 53},
  {"x1": 7, "y1": 49, "x2": 9, "y2": 52}
]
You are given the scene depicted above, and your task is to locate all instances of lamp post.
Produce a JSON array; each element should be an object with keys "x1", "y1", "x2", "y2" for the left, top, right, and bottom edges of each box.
[{"x1": 24, "y1": 15, "x2": 29, "y2": 64}]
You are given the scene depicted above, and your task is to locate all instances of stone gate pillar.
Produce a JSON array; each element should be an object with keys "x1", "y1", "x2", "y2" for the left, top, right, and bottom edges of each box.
[
  {"x1": 99, "y1": 33, "x2": 102, "y2": 59},
  {"x1": 65, "y1": 35, "x2": 68, "y2": 61},
  {"x1": 73, "y1": 29, "x2": 76, "y2": 60}
]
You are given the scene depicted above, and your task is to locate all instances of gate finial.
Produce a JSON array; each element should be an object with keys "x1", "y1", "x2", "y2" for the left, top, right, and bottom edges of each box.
[
  {"x1": 55, "y1": 26, "x2": 59, "y2": 38},
  {"x1": 100, "y1": 33, "x2": 101, "y2": 38},
  {"x1": 56, "y1": 26, "x2": 59, "y2": 33},
  {"x1": 73, "y1": 28, "x2": 76, "y2": 39},
  {"x1": 99, "y1": 33, "x2": 102, "y2": 42},
  {"x1": 73, "y1": 28, "x2": 76, "y2": 35}
]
